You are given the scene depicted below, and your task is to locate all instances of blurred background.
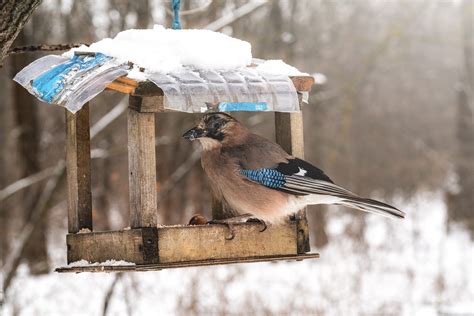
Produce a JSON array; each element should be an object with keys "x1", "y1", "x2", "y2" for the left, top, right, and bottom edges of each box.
[{"x1": 0, "y1": 0, "x2": 473, "y2": 315}]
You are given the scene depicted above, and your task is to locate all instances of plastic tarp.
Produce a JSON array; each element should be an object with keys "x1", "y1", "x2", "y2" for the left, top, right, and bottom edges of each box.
[
  {"x1": 147, "y1": 68, "x2": 299, "y2": 112},
  {"x1": 14, "y1": 53, "x2": 301, "y2": 113},
  {"x1": 14, "y1": 53, "x2": 128, "y2": 113}
]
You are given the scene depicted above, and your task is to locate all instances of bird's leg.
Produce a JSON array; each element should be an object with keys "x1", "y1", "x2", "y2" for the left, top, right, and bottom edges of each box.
[
  {"x1": 207, "y1": 214, "x2": 257, "y2": 240},
  {"x1": 246, "y1": 217, "x2": 267, "y2": 232},
  {"x1": 207, "y1": 219, "x2": 238, "y2": 240}
]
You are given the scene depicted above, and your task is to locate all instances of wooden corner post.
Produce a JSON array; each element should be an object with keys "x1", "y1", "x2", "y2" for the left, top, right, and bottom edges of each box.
[
  {"x1": 66, "y1": 103, "x2": 92, "y2": 233},
  {"x1": 127, "y1": 96, "x2": 158, "y2": 228},
  {"x1": 275, "y1": 95, "x2": 311, "y2": 254}
]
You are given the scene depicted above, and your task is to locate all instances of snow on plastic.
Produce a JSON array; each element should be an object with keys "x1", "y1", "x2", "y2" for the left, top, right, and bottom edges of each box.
[
  {"x1": 66, "y1": 25, "x2": 252, "y2": 73},
  {"x1": 14, "y1": 25, "x2": 308, "y2": 114}
]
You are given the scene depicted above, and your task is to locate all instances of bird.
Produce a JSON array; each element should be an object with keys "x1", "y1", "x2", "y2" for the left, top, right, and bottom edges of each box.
[{"x1": 183, "y1": 112, "x2": 405, "y2": 236}]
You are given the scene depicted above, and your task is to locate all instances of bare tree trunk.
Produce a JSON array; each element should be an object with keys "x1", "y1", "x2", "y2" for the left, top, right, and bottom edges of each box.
[
  {"x1": 0, "y1": 0, "x2": 42, "y2": 64},
  {"x1": 10, "y1": 31, "x2": 49, "y2": 274}
]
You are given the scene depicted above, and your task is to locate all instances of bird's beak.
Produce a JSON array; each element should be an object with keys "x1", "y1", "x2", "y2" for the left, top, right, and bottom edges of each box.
[{"x1": 182, "y1": 127, "x2": 207, "y2": 141}]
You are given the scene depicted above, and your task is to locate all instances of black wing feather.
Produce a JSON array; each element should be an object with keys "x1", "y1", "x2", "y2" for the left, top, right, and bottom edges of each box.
[{"x1": 275, "y1": 158, "x2": 334, "y2": 183}]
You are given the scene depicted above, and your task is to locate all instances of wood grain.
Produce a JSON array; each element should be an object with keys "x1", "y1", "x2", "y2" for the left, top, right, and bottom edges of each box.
[
  {"x1": 56, "y1": 253, "x2": 320, "y2": 273},
  {"x1": 274, "y1": 94, "x2": 311, "y2": 254},
  {"x1": 66, "y1": 228, "x2": 158, "y2": 264},
  {"x1": 64, "y1": 223, "x2": 299, "y2": 265},
  {"x1": 158, "y1": 222, "x2": 297, "y2": 263},
  {"x1": 127, "y1": 101, "x2": 157, "y2": 228},
  {"x1": 66, "y1": 103, "x2": 92, "y2": 233}
]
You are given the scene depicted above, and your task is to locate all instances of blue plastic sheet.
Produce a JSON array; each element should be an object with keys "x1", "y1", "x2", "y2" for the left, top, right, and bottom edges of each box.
[{"x1": 14, "y1": 53, "x2": 128, "y2": 113}]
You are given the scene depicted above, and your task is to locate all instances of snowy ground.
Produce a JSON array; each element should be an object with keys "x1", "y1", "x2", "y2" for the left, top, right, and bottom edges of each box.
[{"x1": 2, "y1": 191, "x2": 473, "y2": 316}]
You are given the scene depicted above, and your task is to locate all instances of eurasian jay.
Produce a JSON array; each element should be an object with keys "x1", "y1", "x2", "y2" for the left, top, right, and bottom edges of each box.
[{"x1": 183, "y1": 113, "x2": 404, "y2": 233}]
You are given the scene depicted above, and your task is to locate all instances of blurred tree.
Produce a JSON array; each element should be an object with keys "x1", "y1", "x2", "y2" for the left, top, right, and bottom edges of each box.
[
  {"x1": 10, "y1": 29, "x2": 49, "y2": 274},
  {"x1": 446, "y1": 0, "x2": 474, "y2": 238},
  {"x1": 0, "y1": 0, "x2": 41, "y2": 64}
]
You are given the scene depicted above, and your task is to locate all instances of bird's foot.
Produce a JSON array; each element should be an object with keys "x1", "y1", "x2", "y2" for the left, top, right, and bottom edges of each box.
[
  {"x1": 246, "y1": 217, "x2": 267, "y2": 232},
  {"x1": 207, "y1": 219, "x2": 236, "y2": 240}
]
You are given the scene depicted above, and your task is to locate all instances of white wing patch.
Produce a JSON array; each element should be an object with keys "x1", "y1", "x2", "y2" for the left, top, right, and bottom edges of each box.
[{"x1": 294, "y1": 167, "x2": 307, "y2": 176}]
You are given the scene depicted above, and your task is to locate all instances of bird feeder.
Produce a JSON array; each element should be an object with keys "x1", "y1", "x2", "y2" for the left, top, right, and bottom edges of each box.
[{"x1": 14, "y1": 52, "x2": 319, "y2": 272}]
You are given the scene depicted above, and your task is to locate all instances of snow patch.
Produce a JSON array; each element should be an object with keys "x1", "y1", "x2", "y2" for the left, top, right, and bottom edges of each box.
[
  {"x1": 67, "y1": 259, "x2": 136, "y2": 267},
  {"x1": 65, "y1": 25, "x2": 252, "y2": 74},
  {"x1": 256, "y1": 59, "x2": 308, "y2": 76}
]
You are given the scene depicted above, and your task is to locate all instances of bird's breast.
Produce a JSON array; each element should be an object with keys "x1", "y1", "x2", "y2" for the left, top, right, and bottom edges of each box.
[{"x1": 200, "y1": 150, "x2": 298, "y2": 223}]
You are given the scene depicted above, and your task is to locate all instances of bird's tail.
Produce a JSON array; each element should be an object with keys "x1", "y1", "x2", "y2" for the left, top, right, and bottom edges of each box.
[{"x1": 337, "y1": 196, "x2": 405, "y2": 219}]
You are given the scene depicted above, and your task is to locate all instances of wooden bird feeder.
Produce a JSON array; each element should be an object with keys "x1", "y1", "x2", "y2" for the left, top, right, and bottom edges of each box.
[{"x1": 56, "y1": 72, "x2": 319, "y2": 273}]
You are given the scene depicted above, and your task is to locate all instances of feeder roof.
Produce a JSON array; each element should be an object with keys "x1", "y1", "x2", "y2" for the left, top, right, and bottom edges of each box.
[{"x1": 14, "y1": 26, "x2": 315, "y2": 114}]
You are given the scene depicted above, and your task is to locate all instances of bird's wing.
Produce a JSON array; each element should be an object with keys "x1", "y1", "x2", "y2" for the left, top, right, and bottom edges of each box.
[
  {"x1": 226, "y1": 133, "x2": 345, "y2": 195},
  {"x1": 239, "y1": 165, "x2": 405, "y2": 218},
  {"x1": 240, "y1": 161, "x2": 354, "y2": 197},
  {"x1": 232, "y1": 134, "x2": 405, "y2": 219}
]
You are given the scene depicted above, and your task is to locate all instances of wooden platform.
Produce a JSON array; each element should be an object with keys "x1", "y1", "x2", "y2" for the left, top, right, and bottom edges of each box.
[
  {"x1": 56, "y1": 253, "x2": 319, "y2": 273},
  {"x1": 63, "y1": 221, "x2": 312, "y2": 265}
]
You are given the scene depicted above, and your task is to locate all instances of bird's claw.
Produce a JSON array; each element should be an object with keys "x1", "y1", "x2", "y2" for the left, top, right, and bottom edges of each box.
[
  {"x1": 246, "y1": 218, "x2": 267, "y2": 232},
  {"x1": 207, "y1": 220, "x2": 236, "y2": 240}
]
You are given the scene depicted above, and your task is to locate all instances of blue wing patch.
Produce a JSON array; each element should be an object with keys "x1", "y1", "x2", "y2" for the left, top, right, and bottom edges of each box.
[{"x1": 240, "y1": 168, "x2": 286, "y2": 189}]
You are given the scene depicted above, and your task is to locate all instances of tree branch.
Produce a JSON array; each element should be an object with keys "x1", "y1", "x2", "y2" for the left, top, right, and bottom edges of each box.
[
  {"x1": 7, "y1": 43, "x2": 83, "y2": 56},
  {"x1": 205, "y1": 0, "x2": 268, "y2": 31}
]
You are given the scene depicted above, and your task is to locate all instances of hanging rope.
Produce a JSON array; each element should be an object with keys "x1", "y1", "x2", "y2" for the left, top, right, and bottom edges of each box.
[{"x1": 171, "y1": 0, "x2": 182, "y2": 29}]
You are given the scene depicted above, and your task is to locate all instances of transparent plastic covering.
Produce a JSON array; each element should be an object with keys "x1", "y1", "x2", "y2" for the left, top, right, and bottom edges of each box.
[
  {"x1": 14, "y1": 54, "x2": 302, "y2": 113},
  {"x1": 147, "y1": 68, "x2": 299, "y2": 112},
  {"x1": 13, "y1": 53, "x2": 128, "y2": 113}
]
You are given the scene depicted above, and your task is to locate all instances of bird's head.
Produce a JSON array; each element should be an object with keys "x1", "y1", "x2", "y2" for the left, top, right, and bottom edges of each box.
[{"x1": 182, "y1": 112, "x2": 246, "y2": 150}]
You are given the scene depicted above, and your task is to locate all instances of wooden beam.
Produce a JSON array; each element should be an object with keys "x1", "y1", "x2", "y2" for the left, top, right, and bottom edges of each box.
[
  {"x1": 274, "y1": 95, "x2": 311, "y2": 254},
  {"x1": 128, "y1": 98, "x2": 157, "y2": 228},
  {"x1": 66, "y1": 228, "x2": 158, "y2": 264},
  {"x1": 56, "y1": 253, "x2": 320, "y2": 273},
  {"x1": 129, "y1": 95, "x2": 165, "y2": 113},
  {"x1": 66, "y1": 103, "x2": 92, "y2": 233},
  {"x1": 290, "y1": 76, "x2": 315, "y2": 92},
  {"x1": 159, "y1": 222, "x2": 297, "y2": 263},
  {"x1": 64, "y1": 222, "x2": 299, "y2": 265},
  {"x1": 106, "y1": 81, "x2": 136, "y2": 94}
]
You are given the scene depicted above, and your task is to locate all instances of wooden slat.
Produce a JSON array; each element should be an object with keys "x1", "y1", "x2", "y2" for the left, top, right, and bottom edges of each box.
[
  {"x1": 66, "y1": 228, "x2": 158, "y2": 264},
  {"x1": 158, "y1": 222, "x2": 297, "y2": 263},
  {"x1": 211, "y1": 194, "x2": 225, "y2": 220},
  {"x1": 66, "y1": 103, "x2": 92, "y2": 233},
  {"x1": 128, "y1": 100, "x2": 157, "y2": 228},
  {"x1": 290, "y1": 76, "x2": 315, "y2": 92},
  {"x1": 116, "y1": 76, "x2": 139, "y2": 87},
  {"x1": 129, "y1": 95, "x2": 166, "y2": 113},
  {"x1": 63, "y1": 222, "x2": 299, "y2": 265},
  {"x1": 106, "y1": 81, "x2": 136, "y2": 94},
  {"x1": 56, "y1": 253, "x2": 320, "y2": 273},
  {"x1": 274, "y1": 95, "x2": 311, "y2": 254}
]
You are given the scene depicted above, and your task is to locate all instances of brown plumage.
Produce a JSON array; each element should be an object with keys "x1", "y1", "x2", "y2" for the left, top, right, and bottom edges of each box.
[{"x1": 183, "y1": 113, "x2": 405, "y2": 224}]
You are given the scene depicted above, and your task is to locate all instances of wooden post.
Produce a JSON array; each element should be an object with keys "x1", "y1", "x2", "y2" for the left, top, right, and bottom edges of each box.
[
  {"x1": 66, "y1": 103, "x2": 92, "y2": 233},
  {"x1": 128, "y1": 96, "x2": 157, "y2": 228},
  {"x1": 212, "y1": 195, "x2": 225, "y2": 220},
  {"x1": 275, "y1": 95, "x2": 311, "y2": 254}
]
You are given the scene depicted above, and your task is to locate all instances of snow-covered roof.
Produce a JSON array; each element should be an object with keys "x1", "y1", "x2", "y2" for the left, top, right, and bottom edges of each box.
[{"x1": 14, "y1": 26, "x2": 314, "y2": 113}]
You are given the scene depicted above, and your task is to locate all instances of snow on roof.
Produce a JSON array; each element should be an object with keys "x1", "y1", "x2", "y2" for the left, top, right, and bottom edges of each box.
[
  {"x1": 66, "y1": 25, "x2": 252, "y2": 74},
  {"x1": 15, "y1": 25, "x2": 310, "y2": 113},
  {"x1": 255, "y1": 60, "x2": 308, "y2": 76},
  {"x1": 65, "y1": 25, "x2": 306, "y2": 76}
]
